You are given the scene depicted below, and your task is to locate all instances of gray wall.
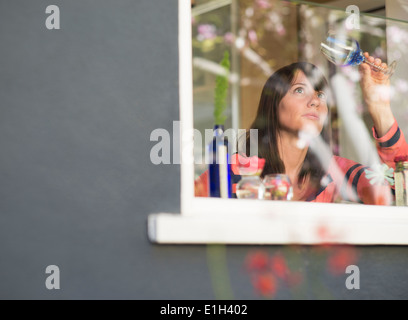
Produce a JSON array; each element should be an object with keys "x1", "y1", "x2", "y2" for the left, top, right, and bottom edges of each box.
[{"x1": 0, "y1": 0, "x2": 407, "y2": 300}]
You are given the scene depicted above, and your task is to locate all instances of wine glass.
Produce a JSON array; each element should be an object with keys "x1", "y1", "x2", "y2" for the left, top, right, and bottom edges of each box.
[
  {"x1": 320, "y1": 32, "x2": 397, "y2": 78},
  {"x1": 236, "y1": 176, "x2": 263, "y2": 200},
  {"x1": 262, "y1": 174, "x2": 293, "y2": 201}
]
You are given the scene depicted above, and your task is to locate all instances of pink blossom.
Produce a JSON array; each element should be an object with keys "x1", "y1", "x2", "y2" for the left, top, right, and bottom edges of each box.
[
  {"x1": 224, "y1": 32, "x2": 235, "y2": 45},
  {"x1": 197, "y1": 24, "x2": 217, "y2": 41},
  {"x1": 256, "y1": 0, "x2": 271, "y2": 10},
  {"x1": 248, "y1": 30, "x2": 258, "y2": 45},
  {"x1": 276, "y1": 24, "x2": 286, "y2": 36}
]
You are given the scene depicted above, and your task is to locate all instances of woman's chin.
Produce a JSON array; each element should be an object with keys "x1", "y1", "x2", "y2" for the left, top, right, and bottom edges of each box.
[{"x1": 300, "y1": 122, "x2": 321, "y2": 136}]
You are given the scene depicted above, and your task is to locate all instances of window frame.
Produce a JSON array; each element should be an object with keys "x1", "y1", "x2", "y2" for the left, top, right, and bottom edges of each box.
[{"x1": 147, "y1": 0, "x2": 408, "y2": 245}]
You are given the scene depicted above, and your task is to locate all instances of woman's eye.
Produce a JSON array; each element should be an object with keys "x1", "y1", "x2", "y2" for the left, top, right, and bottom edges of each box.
[
  {"x1": 317, "y1": 92, "x2": 326, "y2": 99},
  {"x1": 294, "y1": 87, "x2": 304, "y2": 94}
]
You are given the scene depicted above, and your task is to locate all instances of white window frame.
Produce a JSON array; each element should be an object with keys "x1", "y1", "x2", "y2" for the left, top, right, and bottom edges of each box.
[{"x1": 147, "y1": 0, "x2": 408, "y2": 245}]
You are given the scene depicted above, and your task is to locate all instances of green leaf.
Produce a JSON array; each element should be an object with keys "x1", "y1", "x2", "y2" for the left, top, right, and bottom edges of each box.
[{"x1": 214, "y1": 51, "x2": 230, "y2": 126}]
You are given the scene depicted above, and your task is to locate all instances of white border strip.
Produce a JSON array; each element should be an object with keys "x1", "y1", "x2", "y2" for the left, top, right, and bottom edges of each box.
[{"x1": 179, "y1": 0, "x2": 194, "y2": 214}]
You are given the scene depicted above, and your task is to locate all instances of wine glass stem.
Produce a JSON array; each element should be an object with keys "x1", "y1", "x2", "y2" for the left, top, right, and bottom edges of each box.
[{"x1": 363, "y1": 57, "x2": 386, "y2": 73}]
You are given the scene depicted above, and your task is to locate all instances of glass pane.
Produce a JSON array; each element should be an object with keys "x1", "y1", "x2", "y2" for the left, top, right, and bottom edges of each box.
[{"x1": 192, "y1": 0, "x2": 408, "y2": 207}]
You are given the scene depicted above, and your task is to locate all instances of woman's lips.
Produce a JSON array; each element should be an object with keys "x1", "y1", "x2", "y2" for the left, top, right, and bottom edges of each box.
[{"x1": 302, "y1": 113, "x2": 320, "y2": 120}]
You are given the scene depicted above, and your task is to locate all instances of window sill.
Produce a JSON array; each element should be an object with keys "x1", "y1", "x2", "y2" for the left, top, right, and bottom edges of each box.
[{"x1": 148, "y1": 200, "x2": 408, "y2": 245}]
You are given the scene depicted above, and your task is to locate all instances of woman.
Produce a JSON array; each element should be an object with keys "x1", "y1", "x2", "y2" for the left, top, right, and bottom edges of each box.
[
  {"x1": 244, "y1": 61, "x2": 330, "y2": 201},
  {"x1": 196, "y1": 54, "x2": 408, "y2": 204}
]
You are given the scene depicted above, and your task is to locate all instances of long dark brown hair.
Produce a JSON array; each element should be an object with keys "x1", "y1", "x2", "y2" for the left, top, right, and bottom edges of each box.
[{"x1": 245, "y1": 62, "x2": 332, "y2": 188}]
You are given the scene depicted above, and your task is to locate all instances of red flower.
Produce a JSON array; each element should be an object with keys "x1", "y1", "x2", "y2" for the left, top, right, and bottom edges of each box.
[
  {"x1": 252, "y1": 273, "x2": 277, "y2": 297},
  {"x1": 270, "y1": 254, "x2": 288, "y2": 279},
  {"x1": 245, "y1": 251, "x2": 269, "y2": 271},
  {"x1": 327, "y1": 247, "x2": 358, "y2": 275}
]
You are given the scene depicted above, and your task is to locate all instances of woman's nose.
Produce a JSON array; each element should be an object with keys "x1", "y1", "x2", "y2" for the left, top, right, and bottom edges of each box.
[{"x1": 307, "y1": 92, "x2": 320, "y2": 108}]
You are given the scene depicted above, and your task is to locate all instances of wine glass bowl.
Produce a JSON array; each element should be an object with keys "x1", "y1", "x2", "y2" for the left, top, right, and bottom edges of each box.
[
  {"x1": 236, "y1": 176, "x2": 263, "y2": 200},
  {"x1": 262, "y1": 174, "x2": 293, "y2": 201},
  {"x1": 320, "y1": 33, "x2": 397, "y2": 78}
]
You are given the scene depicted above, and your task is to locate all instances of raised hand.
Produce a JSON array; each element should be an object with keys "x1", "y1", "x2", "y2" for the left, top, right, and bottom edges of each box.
[{"x1": 359, "y1": 52, "x2": 395, "y2": 137}]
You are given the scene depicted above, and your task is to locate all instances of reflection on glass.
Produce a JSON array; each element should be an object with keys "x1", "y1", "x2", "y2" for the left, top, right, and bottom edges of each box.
[{"x1": 320, "y1": 32, "x2": 397, "y2": 77}]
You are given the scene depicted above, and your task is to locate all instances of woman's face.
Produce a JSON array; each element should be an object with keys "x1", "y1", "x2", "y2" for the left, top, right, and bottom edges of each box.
[{"x1": 278, "y1": 70, "x2": 328, "y2": 135}]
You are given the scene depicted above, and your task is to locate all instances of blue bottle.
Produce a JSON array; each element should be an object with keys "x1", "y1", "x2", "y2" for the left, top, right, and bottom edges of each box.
[{"x1": 208, "y1": 125, "x2": 232, "y2": 198}]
